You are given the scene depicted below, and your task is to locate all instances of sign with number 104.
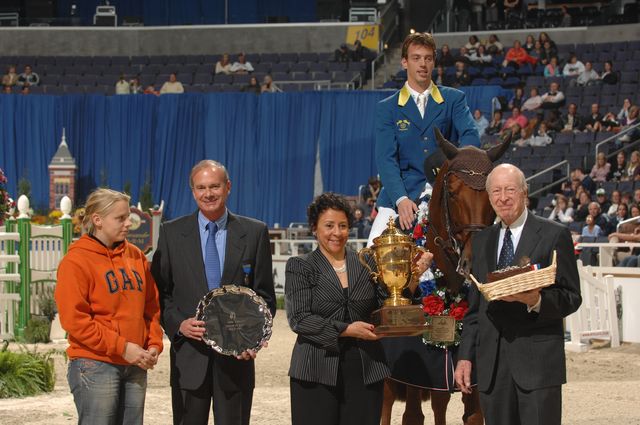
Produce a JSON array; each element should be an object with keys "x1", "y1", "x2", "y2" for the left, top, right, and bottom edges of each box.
[{"x1": 346, "y1": 25, "x2": 379, "y2": 52}]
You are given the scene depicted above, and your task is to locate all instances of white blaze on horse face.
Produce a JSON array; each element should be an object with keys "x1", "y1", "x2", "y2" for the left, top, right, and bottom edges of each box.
[{"x1": 488, "y1": 166, "x2": 527, "y2": 226}]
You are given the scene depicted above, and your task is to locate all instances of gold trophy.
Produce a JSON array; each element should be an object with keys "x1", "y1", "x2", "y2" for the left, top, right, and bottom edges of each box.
[{"x1": 358, "y1": 217, "x2": 429, "y2": 336}]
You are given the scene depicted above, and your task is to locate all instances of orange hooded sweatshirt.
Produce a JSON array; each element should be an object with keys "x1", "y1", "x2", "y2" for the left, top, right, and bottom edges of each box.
[{"x1": 55, "y1": 234, "x2": 164, "y2": 365}]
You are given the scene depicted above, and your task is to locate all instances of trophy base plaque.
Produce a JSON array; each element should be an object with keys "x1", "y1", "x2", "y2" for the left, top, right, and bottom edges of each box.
[{"x1": 371, "y1": 305, "x2": 428, "y2": 337}]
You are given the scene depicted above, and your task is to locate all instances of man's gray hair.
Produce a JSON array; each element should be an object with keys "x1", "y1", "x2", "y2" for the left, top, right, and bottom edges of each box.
[{"x1": 189, "y1": 160, "x2": 229, "y2": 188}]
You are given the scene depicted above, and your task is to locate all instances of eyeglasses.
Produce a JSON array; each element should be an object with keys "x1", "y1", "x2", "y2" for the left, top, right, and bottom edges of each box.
[{"x1": 489, "y1": 187, "x2": 521, "y2": 198}]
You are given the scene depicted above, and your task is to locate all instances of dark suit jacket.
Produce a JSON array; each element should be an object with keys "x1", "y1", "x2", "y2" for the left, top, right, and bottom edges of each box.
[
  {"x1": 285, "y1": 247, "x2": 390, "y2": 386},
  {"x1": 151, "y1": 211, "x2": 276, "y2": 392},
  {"x1": 459, "y1": 212, "x2": 581, "y2": 392},
  {"x1": 375, "y1": 84, "x2": 480, "y2": 209}
]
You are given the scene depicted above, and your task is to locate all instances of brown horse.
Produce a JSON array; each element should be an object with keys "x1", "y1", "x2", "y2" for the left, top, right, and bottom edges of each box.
[{"x1": 381, "y1": 129, "x2": 511, "y2": 425}]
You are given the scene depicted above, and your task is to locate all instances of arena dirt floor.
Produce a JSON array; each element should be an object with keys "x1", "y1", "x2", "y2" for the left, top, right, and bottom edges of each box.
[{"x1": 1, "y1": 313, "x2": 639, "y2": 425}]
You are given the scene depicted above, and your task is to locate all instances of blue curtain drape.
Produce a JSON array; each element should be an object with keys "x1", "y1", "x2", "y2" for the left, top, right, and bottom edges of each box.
[{"x1": 0, "y1": 88, "x2": 498, "y2": 225}]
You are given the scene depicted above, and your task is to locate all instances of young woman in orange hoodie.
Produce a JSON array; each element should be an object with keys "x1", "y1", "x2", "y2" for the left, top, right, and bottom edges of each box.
[{"x1": 55, "y1": 188, "x2": 163, "y2": 425}]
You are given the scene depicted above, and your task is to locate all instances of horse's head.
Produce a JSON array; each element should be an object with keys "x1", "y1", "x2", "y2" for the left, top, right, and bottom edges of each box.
[{"x1": 427, "y1": 128, "x2": 511, "y2": 288}]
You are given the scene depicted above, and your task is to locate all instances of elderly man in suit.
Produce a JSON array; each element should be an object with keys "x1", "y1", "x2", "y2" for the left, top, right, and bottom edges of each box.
[
  {"x1": 455, "y1": 164, "x2": 582, "y2": 425},
  {"x1": 152, "y1": 160, "x2": 276, "y2": 425},
  {"x1": 369, "y1": 32, "x2": 480, "y2": 243}
]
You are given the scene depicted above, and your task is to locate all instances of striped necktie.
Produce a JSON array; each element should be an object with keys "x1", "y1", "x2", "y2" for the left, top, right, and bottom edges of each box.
[
  {"x1": 205, "y1": 221, "x2": 221, "y2": 290},
  {"x1": 417, "y1": 93, "x2": 426, "y2": 118}
]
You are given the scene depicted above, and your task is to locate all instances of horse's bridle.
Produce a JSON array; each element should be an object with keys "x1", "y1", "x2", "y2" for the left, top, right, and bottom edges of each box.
[{"x1": 432, "y1": 167, "x2": 490, "y2": 275}]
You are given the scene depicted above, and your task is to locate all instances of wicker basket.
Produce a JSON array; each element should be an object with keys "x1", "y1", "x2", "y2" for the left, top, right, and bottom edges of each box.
[{"x1": 470, "y1": 251, "x2": 557, "y2": 301}]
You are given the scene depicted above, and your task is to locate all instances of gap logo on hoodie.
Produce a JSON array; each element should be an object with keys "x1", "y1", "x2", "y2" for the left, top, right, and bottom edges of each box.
[{"x1": 105, "y1": 268, "x2": 144, "y2": 293}]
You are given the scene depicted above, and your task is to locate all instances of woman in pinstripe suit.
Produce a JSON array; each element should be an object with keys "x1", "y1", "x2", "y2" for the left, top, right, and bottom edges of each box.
[{"x1": 285, "y1": 193, "x2": 432, "y2": 425}]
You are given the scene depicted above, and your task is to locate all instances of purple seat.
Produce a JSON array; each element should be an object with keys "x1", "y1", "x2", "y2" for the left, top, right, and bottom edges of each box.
[
  {"x1": 298, "y1": 52, "x2": 318, "y2": 63},
  {"x1": 271, "y1": 62, "x2": 289, "y2": 73},
  {"x1": 193, "y1": 73, "x2": 212, "y2": 85},
  {"x1": 279, "y1": 53, "x2": 298, "y2": 63}
]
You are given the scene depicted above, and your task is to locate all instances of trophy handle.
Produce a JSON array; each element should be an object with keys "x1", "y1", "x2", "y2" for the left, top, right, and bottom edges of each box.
[{"x1": 358, "y1": 247, "x2": 379, "y2": 282}]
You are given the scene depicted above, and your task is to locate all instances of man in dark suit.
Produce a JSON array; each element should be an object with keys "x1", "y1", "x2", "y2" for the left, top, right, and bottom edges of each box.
[
  {"x1": 370, "y1": 32, "x2": 480, "y2": 242},
  {"x1": 455, "y1": 164, "x2": 582, "y2": 425},
  {"x1": 152, "y1": 160, "x2": 276, "y2": 425}
]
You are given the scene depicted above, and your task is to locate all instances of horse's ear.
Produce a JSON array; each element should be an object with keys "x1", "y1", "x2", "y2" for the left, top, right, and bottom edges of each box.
[
  {"x1": 434, "y1": 128, "x2": 459, "y2": 160},
  {"x1": 486, "y1": 131, "x2": 512, "y2": 163}
]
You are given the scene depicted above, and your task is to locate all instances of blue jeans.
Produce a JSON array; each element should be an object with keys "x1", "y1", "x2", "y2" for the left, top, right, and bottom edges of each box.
[{"x1": 67, "y1": 358, "x2": 147, "y2": 425}]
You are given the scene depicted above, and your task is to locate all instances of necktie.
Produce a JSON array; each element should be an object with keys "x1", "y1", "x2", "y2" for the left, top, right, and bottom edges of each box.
[
  {"x1": 417, "y1": 93, "x2": 426, "y2": 118},
  {"x1": 497, "y1": 227, "x2": 515, "y2": 270},
  {"x1": 205, "y1": 222, "x2": 221, "y2": 290}
]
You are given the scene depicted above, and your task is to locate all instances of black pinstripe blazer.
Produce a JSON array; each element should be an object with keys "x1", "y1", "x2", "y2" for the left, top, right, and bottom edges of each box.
[{"x1": 285, "y1": 247, "x2": 390, "y2": 386}]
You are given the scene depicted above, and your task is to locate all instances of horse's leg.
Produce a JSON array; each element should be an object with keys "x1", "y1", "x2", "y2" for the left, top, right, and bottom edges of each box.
[
  {"x1": 430, "y1": 390, "x2": 451, "y2": 425},
  {"x1": 380, "y1": 379, "x2": 395, "y2": 425},
  {"x1": 402, "y1": 385, "x2": 425, "y2": 425},
  {"x1": 461, "y1": 388, "x2": 484, "y2": 425}
]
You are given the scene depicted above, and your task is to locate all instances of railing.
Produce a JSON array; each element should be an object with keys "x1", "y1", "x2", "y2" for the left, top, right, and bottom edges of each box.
[
  {"x1": 274, "y1": 79, "x2": 343, "y2": 90},
  {"x1": 598, "y1": 121, "x2": 640, "y2": 163},
  {"x1": 525, "y1": 160, "x2": 571, "y2": 197}
]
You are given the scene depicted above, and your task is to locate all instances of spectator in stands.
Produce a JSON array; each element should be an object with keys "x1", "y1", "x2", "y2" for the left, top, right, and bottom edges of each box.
[
  {"x1": 560, "y1": 6, "x2": 572, "y2": 27},
  {"x1": 2, "y1": 85, "x2": 11, "y2": 94},
  {"x1": 351, "y1": 40, "x2": 372, "y2": 62},
  {"x1": 20, "y1": 86, "x2": 30, "y2": 95},
  {"x1": 1, "y1": 65, "x2": 18, "y2": 87},
  {"x1": 434, "y1": 65, "x2": 446, "y2": 85},
  {"x1": 465, "y1": 35, "x2": 481, "y2": 55},
  {"x1": 545, "y1": 110, "x2": 563, "y2": 134},
  {"x1": 562, "y1": 54, "x2": 585, "y2": 79},
  {"x1": 523, "y1": 34, "x2": 535, "y2": 52},
  {"x1": 521, "y1": 87, "x2": 542, "y2": 111},
  {"x1": 562, "y1": 103, "x2": 583, "y2": 133},
  {"x1": 540, "y1": 82, "x2": 565, "y2": 110},
  {"x1": 608, "y1": 226, "x2": 640, "y2": 267},
  {"x1": 607, "y1": 190, "x2": 622, "y2": 216},
  {"x1": 608, "y1": 202, "x2": 628, "y2": 232},
  {"x1": 574, "y1": 191, "x2": 591, "y2": 222},
  {"x1": 129, "y1": 76, "x2": 142, "y2": 94},
  {"x1": 601, "y1": 112, "x2": 620, "y2": 132},
  {"x1": 529, "y1": 40, "x2": 546, "y2": 65},
  {"x1": 508, "y1": 87, "x2": 525, "y2": 110},
  {"x1": 454, "y1": 47, "x2": 472, "y2": 64},
  {"x1": 502, "y1": 40, "x2": 536, "y2": 68},
  {"x1": 438, "y1": 44, "x2": 456, "y2": 67},
  {"x1": 608, "y1": 152, "x2": 628, "y2": 181},
  {"x1": 529, "y1": 121, "x2": 553, "y2": 146},
  {"x1": 618, "y1": 106, "x2": 640, "y2": 145},
  {"x1": 621, "y1": 192, "x2": 633, "y2": 208},
  {"x1": 589, "y1": 201, "x2": 610, "y2": 232},
  {"x1": 353, "y1": 206, "x2": 372, "y2": 239},
  {"x1": 486, "y1": 34, "x2": 503, "y2": 55},
  {"x1": 581, "y1": 213, "x2": 603, "y2": 237},
  {"x1": 486, "y1": 110, "x2": 504, "y2": 136},
  {"x1": 595, "y1": 187, "x2": 612, "y2": 212},
  {"x1": 115, "y1": 74, "x2": 130, "y2": 95},
  {"x1": 514, "y1": 127, "x2": 529, "y2": 147},
  {"x1": 617, "y1": 98, "x2": 632, "y2": 126},
  {"x1": 599, "y1": 61, "x2": 618, "y2": 85},
  {"x1": 215, "y1": 53, "x2": 232, "y2": 75},
  {"x1": 469, "y1": 44, "x2": 492, "y2": 66},
  {"x1": 450, "y1": 61, "x2": 470, "y2": 87},
  {"x1": 583, "y1": 103, "x2": 603, "y2": 132},
  {"x1": 143, "y1": 85, "x2": 159, "y2": 96},
  {"x1": 334, "y1": 44, "x2": 351, "y2": 63},
  {"x1": 635, "y1": 189, "x2": 640, "y2": 205},
  {"x1": 243, "y1": 76, "x2": 261, "y2": 94},
  {"x1": 159, "y1": 73, "x2": 184, "y2": 94},
  {"x1": 541, "y1": 41, "x2": 557, "y2": 66},
  {"x1": 538, "y1": 32, "x2": 557, "y2": 52},
  {"x1": 470, "y1": 0, "x2": 485, "y2": 30},
  {"x1": 572, "y1": 167, "x2": 595, "y2": 194},
  {"x1": 17, "y1": 65, "x2": 39, "y2": 87},
  {"x1": 230, "y1": 52, "x2": 254, "y2": 74},
  {"x1": 261, "y1": 75, "x2": 280, "y2": 93},
  {"x1": 473, "y1": 109, "x2": 489, "y2": 135},
  {"x1": 624, "y1": 150, "x2": 640, "y2": 181},
  {"x1": 548, "y1": 194, "x2": 574, "y2": 224},
  {"x1": 631, "y1": 204, "x2": 640, "y2": 218},
  {"x1": 575, "y1": 61, "x2": 599, "y2": 87},
  {"x1": 454, "y1": 0, "x2": 471, "y2": 31},
  {"x1": 543, "y1": 56, "x2": 561, "y2": 77},
  {"x1": 361, "y1": 176, "x2": 381, "y2": 210},
  {"x1": 503, "y1": 106, "x2": 528, "y2": 132}
]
